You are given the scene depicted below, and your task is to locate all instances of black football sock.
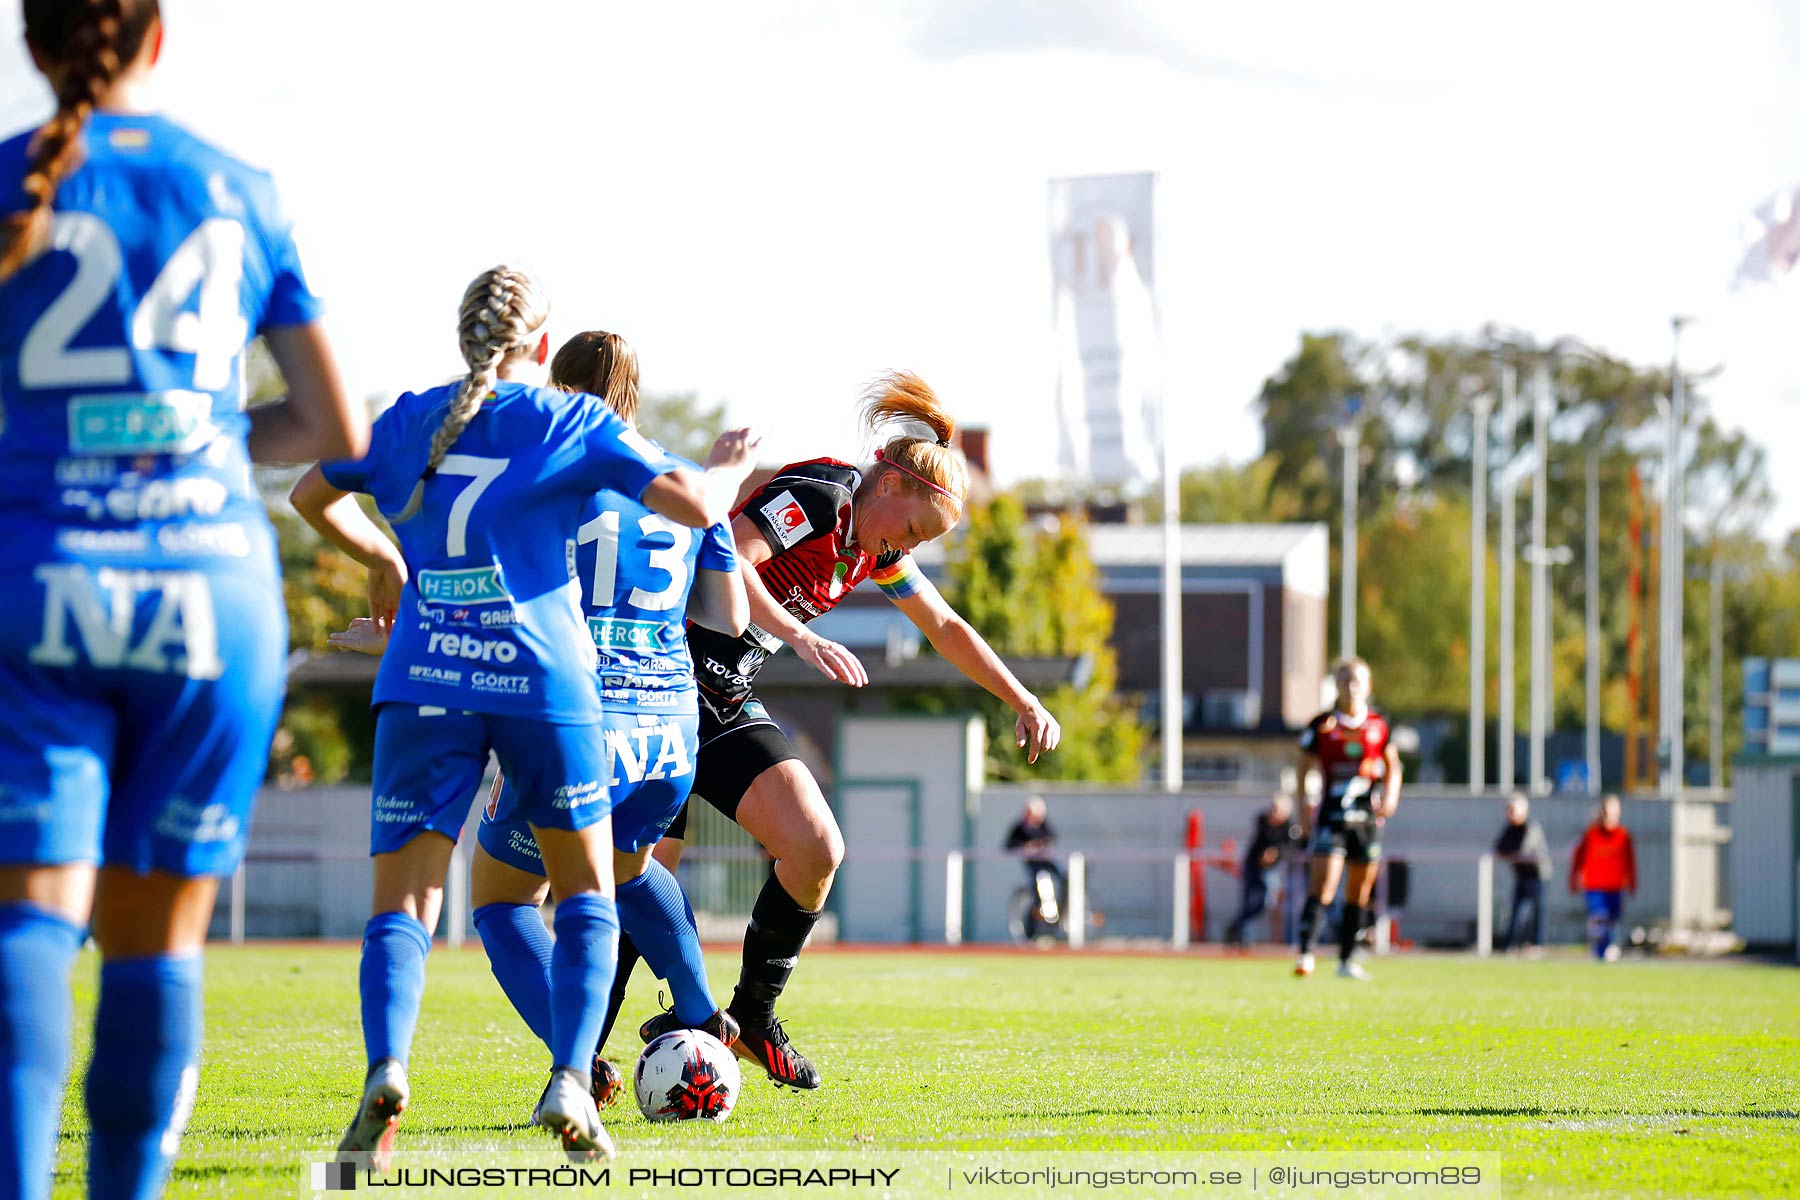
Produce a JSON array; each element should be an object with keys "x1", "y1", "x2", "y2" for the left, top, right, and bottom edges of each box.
[
  {"x1": 730, "y1": 873, "x2": 821, "y2": 1027},
  {"x1": 1297, "y1": 897, "x2": 1324, "y2": 954},
  {"x1": 595, "y1": 931, "x2": 642, "y2": 1054},
  {"x1": 1338, "y1": 904, "x2": 1365, "y2": 964}
]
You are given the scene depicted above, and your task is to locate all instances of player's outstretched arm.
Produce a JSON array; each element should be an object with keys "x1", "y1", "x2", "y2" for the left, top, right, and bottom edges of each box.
[
  {"x1": 733, "y1": 519, "x2": 868, "y2": 687},
  {"x1": 640, "y1": 427, "x2": 763, "y2": 529},
  {"x1": 290, "y1": 465, "x2": 408, "y2": 627},
  {"x1": 689, "y1": 564, "x2": 749, "y2": 636},
  {"x1": 886, "y1": 577, "x2": 1060, "y2": 763},
  {"x1": 250, "y1": 323, "x2": 367, "y2": 464}
]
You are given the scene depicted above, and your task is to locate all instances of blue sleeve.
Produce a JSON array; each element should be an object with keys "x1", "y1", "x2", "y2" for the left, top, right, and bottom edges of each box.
[
  {"x1": 575, "y1": 400, "x2": 678, "y2": 501},
  {"x1": 246, "y1": 169, "x2": 324, "y2": 331},
  {"x1": 698, "y1": 520, "x2": 738, "y2": 572},
  {"x1": 319, "y1": 396, "x2": 403, "y2": 494}
]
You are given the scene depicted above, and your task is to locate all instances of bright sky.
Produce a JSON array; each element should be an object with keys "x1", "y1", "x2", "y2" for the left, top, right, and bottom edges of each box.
[{"x1": 5, "y1": 1, "x2": 1800, "y2": 528}]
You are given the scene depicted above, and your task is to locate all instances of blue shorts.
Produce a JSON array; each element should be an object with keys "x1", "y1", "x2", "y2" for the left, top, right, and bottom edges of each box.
[
  {"x1": 1585, "y1": 889, "x2": 1624, "y2": 923},
  {"x1": 478, "y1": 710, "x2": 698, "y2": 875},
  {"x1": 0, "y1": 560, "x2": 286, "y2": 877},
  {"x1": 371, "y1": 704, "x2": 612, "y2": 856}
]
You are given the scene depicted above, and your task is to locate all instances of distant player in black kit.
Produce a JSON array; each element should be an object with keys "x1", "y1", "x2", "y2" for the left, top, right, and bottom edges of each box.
[
  {"x1": 619, "y1": 373, "x2": 1061, "y2": 1090},
  {"x1": 1294, "y1": 658, "x2": 1402, "y2": 981}
]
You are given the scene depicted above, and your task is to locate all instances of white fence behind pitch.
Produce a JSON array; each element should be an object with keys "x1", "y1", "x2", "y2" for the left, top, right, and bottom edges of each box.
[{"x1": 209, "y1": 776, "x2": 1730, "y2": 949}]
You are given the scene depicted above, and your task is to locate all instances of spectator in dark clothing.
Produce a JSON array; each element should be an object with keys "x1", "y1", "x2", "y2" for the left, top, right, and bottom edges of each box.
[
  {"x1": 1225, "y1": 794, "x2": 1303, "y2": 948},
  {"x1": 1494, "y1": 792, "x2": 1553, "y2": 954},
  {"x1": 1005, "y1": 796, "x2": 1062, "y2": 889}
]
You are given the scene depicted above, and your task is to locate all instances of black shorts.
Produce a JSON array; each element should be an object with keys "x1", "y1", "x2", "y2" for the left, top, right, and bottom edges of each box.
[
  {"x1": 668, "y1": 695, "x2": 799, "y2": 839},
  {"x1": 1309, "y1": 818, "x2": 1383, "y2": 864}
]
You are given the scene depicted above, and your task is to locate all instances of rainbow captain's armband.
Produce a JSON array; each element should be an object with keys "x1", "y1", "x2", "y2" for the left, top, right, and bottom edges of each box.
[{"x1": 872, "y1": 556, "x2": 925, "y2": 600}]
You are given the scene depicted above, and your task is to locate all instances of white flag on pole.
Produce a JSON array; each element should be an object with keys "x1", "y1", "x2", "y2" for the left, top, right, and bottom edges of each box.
[
  {"x1": 1732, "y1": 184, "x2": 1800, "y2": 289},
  {"x1": 1048, "y1": 173, "x2": 1161, "y2": 491}
]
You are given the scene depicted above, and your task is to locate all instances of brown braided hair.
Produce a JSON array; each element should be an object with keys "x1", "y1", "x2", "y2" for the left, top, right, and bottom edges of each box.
[
  {"x1": 860, "y1": 370, "x2": 968, "y2": 515},
  {"x1": 549, "y1": 330, "x2": 639, "y2": 427},
  {"x1": 388, "y1": 265, "x2": 550, "y2": 523},
  {"x1": 1, "y1": 0, "x2": 161, "y2": 283}
]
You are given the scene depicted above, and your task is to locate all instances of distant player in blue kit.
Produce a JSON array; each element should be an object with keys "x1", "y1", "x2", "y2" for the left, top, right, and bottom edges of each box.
[
  {"x1": 290, "y1": 269, "x2": 758, "y2": 1162},
  {"x1": 0, "y1": 3, "x2": 364, "y2": 1198},
  {"x1": 329, "y1": 330, "x2": 750, "y2": 1112}
]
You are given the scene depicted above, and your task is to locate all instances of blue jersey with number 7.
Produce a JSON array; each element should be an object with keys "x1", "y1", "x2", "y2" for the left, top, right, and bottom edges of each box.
[
  {"x1": 0, "y1": 111, "x2": 321, "y2": 566},
  {"x1": 321, "y1": 380, "x2": 678, "y2": 723},
  {"x1": 577, "y1": 450, "x2": 737, "y2": 715}
]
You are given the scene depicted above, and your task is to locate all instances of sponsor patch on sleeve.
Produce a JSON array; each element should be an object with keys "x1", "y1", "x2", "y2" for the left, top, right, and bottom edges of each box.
[{"x1": 760, "y1": 489, "x2": 813, "y2": 549}]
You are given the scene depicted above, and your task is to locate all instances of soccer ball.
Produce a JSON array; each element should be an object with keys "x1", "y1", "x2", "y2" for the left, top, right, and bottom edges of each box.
[{"x1": 634, "y1": 1030, "x2": 740, "y2": 1123}]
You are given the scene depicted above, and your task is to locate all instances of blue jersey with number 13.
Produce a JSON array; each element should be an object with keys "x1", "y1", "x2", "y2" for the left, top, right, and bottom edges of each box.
[{"x1": 577, "y1": 450, "x2": 736, "y2": 715}]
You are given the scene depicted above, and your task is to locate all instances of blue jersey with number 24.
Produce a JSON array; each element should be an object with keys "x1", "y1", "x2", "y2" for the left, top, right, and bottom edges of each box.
[
  {"x1": 0, "y1": 111, "x2": 322, "y2": 566},
  {"x1": 321, "y1": 380, "x2": 677, "y2": 724}
]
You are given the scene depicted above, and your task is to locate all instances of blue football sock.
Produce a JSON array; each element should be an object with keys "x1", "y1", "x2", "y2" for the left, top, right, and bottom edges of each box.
[
  {"x1": 473, "y1": 903, "x2": 554, "y2": 1049},
  {"x1": 549, "y1": 895, "x2": 618, "y2": 1074},
  {"x1": 0, "y1": 904, "x2": 82, "y2": 1200},
  {"x1": 358, "y1": 912, "x2": 432, "y2": 1066},
  {"x1": 85, "y1": 954, "x2": 204, "y2": 1200},
  {"x1": 616, "y1": 863, "x2": 715, "y2": 1026}
]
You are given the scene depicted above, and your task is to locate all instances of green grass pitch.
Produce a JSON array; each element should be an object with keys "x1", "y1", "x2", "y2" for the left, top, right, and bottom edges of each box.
[{"x1": 45, "y1": 945, "x2": 1800, "y2": 1198}]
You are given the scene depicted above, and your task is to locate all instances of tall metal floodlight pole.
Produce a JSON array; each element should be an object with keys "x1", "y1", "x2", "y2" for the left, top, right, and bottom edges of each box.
[
  {"x1": 1528, "y1": 361, "x2": 1552, "y2": 794},
  {"x1": 1498, "y1": 363, "x2": 1517, "y2": 790},
  {"x1": 1586, "y1": 438, "x2": 1602, "y2": 794},
  {"x1": 1340, "y1": 394, "x2": 1363, "y2": 660},
  {"x1": 1709, "y1": 558, "x2": 1723, "y2": 789},
  {"x1": 1160, "y1": 389, "x2": 1181, "y2": 793},
  {"x1": 1664, "y1": 316, "x2": 1690, "y2": 930},
  {"x1": 1470, "y1": 390, "x2": 1491, "y2": 793},
  {"x1": 1664, "y1": 317, "x2": 1688, "y2": 795}
]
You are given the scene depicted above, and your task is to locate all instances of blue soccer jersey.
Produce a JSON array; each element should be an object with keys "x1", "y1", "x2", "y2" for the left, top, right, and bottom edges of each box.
[
  {"x1": 0, "y1": 111, "x2": 320, "y2": 875},
  {"x1": 577, "y1": 457, "x2": 737, "y2": 715},
  {"x1": 0, "y1": 112, "x2": 321, "y2": 568},
  {"x1": 479, "y1": 462, "x2": 736, "y2": 869},
  {"x1": 320, "y1": 380, "x2": 678, "y2": 724}
]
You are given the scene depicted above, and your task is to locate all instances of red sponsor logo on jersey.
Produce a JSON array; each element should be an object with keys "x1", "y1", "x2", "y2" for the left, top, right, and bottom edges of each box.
[{"x1": 760, "y1": 489, "x2": 814, "y2": 548}]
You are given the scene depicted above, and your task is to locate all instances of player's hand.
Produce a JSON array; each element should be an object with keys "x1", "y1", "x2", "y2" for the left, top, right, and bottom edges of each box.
[
  {"x1": 796, "y1": 632, "x2": 868, "y2": 687},
  {"x1": 704, "y1": 426, "x2": 764, "y2": 475},
  {"x1": 328, "y1": 617, "x2": 391, "y2": 657},
  {"x1": 1014, "y1": 699, "x2": 1061, "y2": 763},
  {"x1": 367, "y1": 556, "x2": 407, "y2": 629}
]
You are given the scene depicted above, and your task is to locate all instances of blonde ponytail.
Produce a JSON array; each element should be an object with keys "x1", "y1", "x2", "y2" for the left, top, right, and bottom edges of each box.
[{"x1": 860, "y1": 370, "x2": 968, "y2": 509}]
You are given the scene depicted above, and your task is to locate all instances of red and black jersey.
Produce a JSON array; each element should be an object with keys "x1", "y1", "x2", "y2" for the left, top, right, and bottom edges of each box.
[
  {"x1": 1298, "y1": 707, "x2": 1392, "y2": 821},
  {"x1": 687, "y1": 458, "x2": 900, "y2": 718}
]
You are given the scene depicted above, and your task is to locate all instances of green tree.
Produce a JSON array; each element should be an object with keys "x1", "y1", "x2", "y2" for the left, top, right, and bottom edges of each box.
[
  {"x1": 1354, "y1": 495, "x2": 1477, "y2": 716},
  {"x1": 905, "y1": 494, "x2": 1147, "y2": 782},
  {"x1": 638, "y1": 391, "x2": 727, "y2": 463},
  {"x1": 1142, "y1": 456, "x2": 1310, "y2": 524}
]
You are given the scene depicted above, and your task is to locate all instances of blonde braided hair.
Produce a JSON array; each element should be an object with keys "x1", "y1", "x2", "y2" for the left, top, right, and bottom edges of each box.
[{"x1": 389, "y1": 265, "x2": 549, "y2": 523}]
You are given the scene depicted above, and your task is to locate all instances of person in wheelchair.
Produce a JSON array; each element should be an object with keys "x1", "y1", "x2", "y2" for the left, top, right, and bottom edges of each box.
[{"x1": 1005, "y1": 796, "x2": 1065, "y2": 930}]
